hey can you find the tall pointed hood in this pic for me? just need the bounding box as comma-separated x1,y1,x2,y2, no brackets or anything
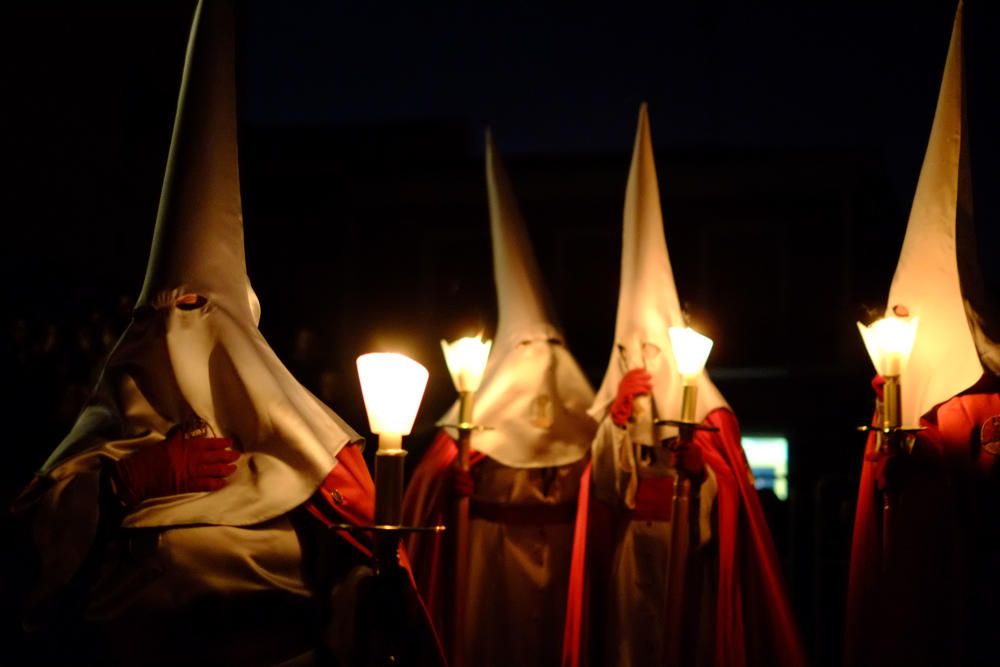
137,0,257,322
884,1,985,426
487,129,559,347
591,104,727,427
439,130,595,468
38,0,360,529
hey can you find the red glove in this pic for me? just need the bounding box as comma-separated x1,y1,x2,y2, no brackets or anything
451,465,474,498
871,374,885,401
611,369,653,427
112,429,240,507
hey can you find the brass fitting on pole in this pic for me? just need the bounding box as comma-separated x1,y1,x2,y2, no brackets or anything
882,375,901,430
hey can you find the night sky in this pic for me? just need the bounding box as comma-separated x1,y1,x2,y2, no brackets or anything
239,2,958,189
0,0,976,364
3,1,964,206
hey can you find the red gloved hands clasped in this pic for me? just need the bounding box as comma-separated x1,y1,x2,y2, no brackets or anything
611,369,653,427
112,429,240,507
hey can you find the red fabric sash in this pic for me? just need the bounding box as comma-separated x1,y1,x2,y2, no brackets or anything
628,475,674,522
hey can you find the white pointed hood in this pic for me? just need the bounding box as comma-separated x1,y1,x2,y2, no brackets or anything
591,104,727,429
439,130,596,468
39,0,360,528
884,2,985,426
137,0,257,323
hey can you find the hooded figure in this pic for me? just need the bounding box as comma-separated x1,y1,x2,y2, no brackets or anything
845,4,1000,665
561,105,806,667
10,3,437,665
401,130,596,667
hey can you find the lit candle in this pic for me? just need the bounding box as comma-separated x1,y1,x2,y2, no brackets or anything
668,326,714,422
856,316,919,379
857,315,919,429
356,352,429,525
441,334,493,426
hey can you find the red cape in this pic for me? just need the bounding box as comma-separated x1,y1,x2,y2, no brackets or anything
401,430,486,634
562,408,807,667
845,382,1000,666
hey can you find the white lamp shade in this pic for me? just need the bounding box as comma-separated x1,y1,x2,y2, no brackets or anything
356,353,429,436
441,335,493,393
668,326,714,381
857,316,920,376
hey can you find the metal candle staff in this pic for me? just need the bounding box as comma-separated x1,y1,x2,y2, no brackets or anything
439,334,492,667
349,353,443,665
856,315,921,565
657,326,718,666
356,353,429,529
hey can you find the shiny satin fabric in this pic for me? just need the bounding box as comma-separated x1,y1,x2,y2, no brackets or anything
846,384,1000,666
20,290,360,618
440,338,597,469
15,2,368,662
81,516,316,667
462,456,586,667
590,104,727,430
590,418,719,667
41,288,358,530
438,133,596,469
36,0,359,533
565,408,806,667
884,3,985,426
402,431,586,667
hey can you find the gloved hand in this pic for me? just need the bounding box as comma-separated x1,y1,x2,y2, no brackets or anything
450,465,474,498
666,436,706,480
611,369,653,427
112,429,240,507
871,374,885,402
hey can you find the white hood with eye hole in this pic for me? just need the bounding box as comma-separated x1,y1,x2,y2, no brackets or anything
38,0,360,528
590,105,727,432
882,3,986,426
437,130,596,468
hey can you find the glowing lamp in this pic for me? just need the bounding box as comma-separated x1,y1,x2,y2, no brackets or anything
857,316,919,377
357,352,428,451
356,352,428,526
857,315,919,429
669,326,714,383
668,326,714,422
441,335,492,393
441,335,492,428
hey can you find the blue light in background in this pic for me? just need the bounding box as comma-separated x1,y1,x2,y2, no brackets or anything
742,436,789,500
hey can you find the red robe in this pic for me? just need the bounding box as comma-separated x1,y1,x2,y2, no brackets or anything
845,377,1000,667
562,408,807,667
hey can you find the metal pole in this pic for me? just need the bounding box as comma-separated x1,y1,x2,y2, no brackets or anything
451,391,474,667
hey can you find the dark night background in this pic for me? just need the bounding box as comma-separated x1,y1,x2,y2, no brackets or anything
1,1,997,665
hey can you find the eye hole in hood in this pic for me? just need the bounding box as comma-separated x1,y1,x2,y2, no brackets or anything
176,293,208,310
641,342,661,360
